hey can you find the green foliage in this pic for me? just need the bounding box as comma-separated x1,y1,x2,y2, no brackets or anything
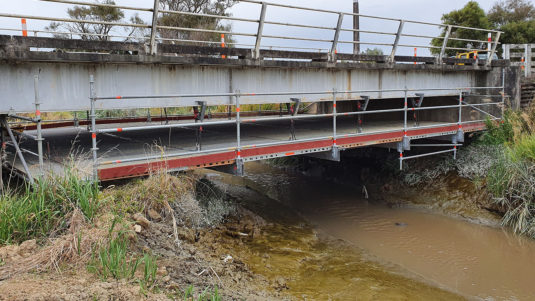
158,0,238,45
488,0,535,27
509,134,535,162
480,114,515,145
499,19,535,45
183,285,221,301
487,0,535,48
433,0,535,54
87,218,141,280
0,172,99,245
139,253,159,294
431,1,491,56
362,48,384,56
475,105,535,238
46,0,147,42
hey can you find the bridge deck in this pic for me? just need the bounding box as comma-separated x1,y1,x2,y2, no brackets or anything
6,116,485,181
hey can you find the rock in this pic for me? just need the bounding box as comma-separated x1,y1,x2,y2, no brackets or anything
274,276,288,289
177,228,196,243
142,246,151,253
134,224,142,233
163,276,171,283
223,255,233,263
132,213,150,228
167,282,180,290
157,266,168,277
147,209,162,221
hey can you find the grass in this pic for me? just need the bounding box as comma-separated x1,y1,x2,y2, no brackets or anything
87,218,141,280
477,103,535,237
0,170,99,245
87,218,160,294
183,285,221,301
139,253,158,295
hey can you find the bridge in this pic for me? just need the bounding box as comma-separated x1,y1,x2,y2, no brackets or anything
0,0,521,182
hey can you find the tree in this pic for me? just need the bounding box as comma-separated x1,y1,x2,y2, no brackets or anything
46,0,148,42
431,1,491,56
488,0,535,45
362,48,384,56
157,0,238,45
488,0,535,27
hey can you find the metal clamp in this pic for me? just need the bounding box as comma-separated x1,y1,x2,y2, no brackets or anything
411,93,425,127
288,98,301,140
194,101,207,151
357,96,370,133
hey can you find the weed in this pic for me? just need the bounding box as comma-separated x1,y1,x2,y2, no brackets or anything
183,285,221,301
87,218,140,280
139,253,158,294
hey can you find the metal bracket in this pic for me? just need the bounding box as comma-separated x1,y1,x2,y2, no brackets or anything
411,93,425,127
195,101,207,151
357,96,370,133
306,146,340,162
235,157,244,176
456,128,465,143
288,98,301,140
74,112,80,127
402,136,411,151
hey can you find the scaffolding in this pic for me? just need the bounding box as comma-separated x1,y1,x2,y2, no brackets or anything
81,75,505,181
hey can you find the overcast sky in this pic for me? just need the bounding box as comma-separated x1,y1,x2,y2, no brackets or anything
0,0,499,55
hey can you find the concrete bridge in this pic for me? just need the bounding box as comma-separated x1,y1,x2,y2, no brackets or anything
0,0,521,182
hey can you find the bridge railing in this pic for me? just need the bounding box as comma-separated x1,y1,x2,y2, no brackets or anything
0,0,502,65
504,44,535,77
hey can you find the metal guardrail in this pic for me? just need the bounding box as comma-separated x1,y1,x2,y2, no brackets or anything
0,0,502,64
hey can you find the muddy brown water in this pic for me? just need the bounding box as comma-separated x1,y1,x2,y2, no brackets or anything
238,162,535,300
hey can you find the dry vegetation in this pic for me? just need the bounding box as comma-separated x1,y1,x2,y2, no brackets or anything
0,170,245,300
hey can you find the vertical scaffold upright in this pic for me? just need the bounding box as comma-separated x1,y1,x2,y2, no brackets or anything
89,75,98,182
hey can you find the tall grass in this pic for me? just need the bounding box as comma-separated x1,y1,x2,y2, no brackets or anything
87,218,140,280
0,170,99,245
183,285,221,301
479,104,535,237
139,253,158,294
87,218,160,294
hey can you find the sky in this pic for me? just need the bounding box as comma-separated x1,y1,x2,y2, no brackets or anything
0,0,498,56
